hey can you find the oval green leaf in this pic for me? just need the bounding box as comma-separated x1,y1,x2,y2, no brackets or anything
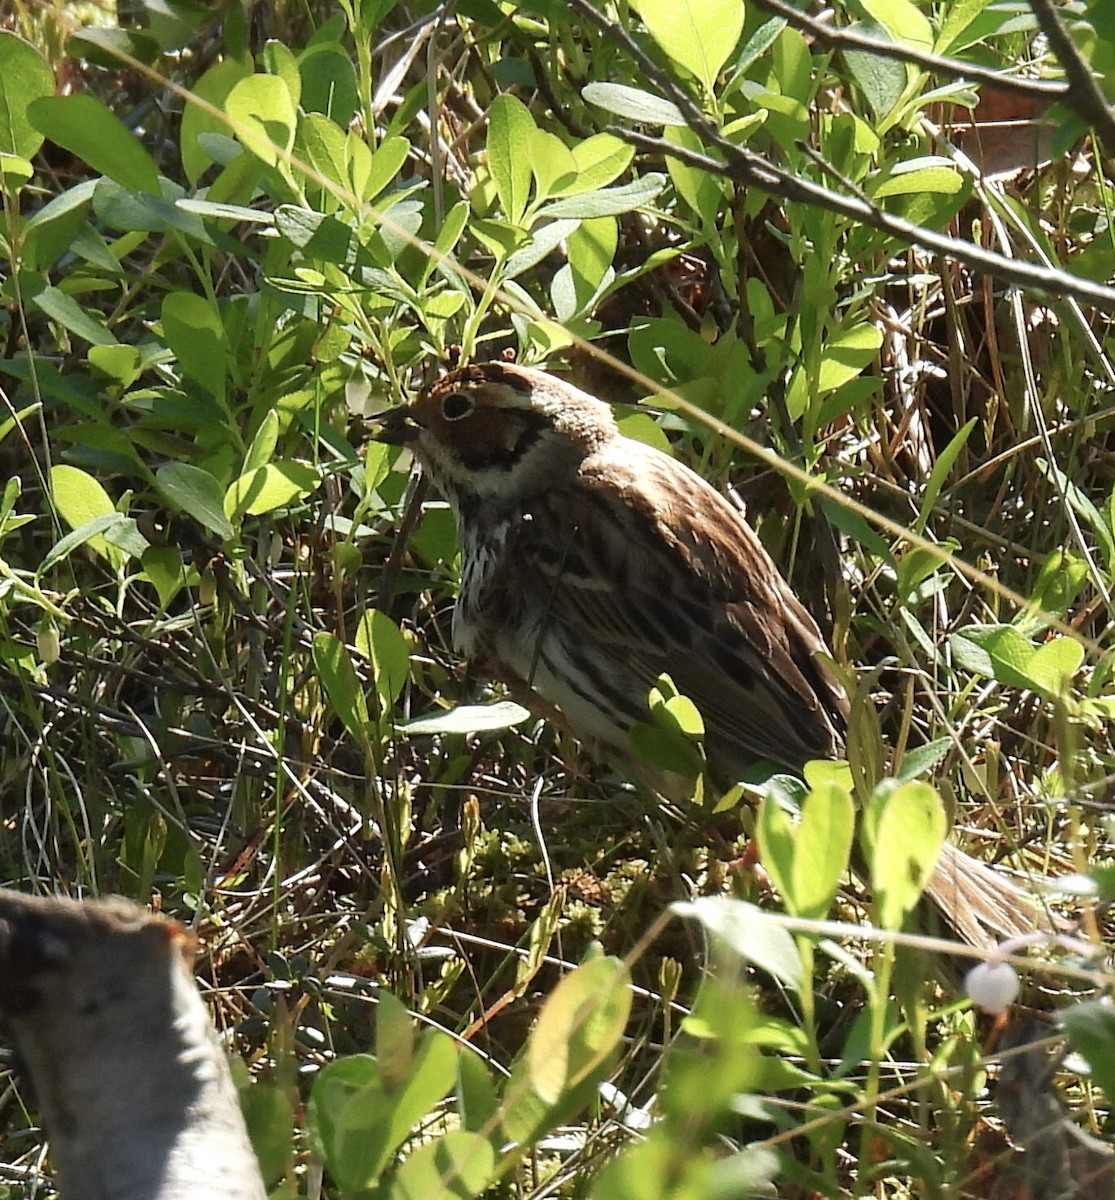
29,94,160,193
0,32,53,163
581,81,686,126
487,93,535,225
312,631,370,741
391,1130,496,1200
155,462,235,540
632,0,744,93
398,700,532,735
528,956,631,1105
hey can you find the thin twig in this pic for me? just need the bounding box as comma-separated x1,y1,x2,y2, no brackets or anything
620,129,1115,308
564,0,1115,310
752,0,1068,101
1026,0,1115,154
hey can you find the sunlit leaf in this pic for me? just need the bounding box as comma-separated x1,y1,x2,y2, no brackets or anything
581,82,686,126
487,93,535,224
632,0,744,93
528,956,631,1104
672,898,804,993
0,31,53,168
398,701,532,735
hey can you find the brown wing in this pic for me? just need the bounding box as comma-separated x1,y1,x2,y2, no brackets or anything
500,440,848,776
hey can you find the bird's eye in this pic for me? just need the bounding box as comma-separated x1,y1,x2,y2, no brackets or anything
441,391,475,422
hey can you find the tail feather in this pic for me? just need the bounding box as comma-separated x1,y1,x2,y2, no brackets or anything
925,841,1062,949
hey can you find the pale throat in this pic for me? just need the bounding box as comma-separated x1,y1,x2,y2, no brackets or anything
418,429,579,518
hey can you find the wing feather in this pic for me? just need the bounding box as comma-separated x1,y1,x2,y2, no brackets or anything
486,440,848,776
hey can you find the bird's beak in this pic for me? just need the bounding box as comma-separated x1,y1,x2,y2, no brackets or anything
371,406,421,445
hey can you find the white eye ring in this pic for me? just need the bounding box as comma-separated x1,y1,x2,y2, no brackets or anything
441,391,475,421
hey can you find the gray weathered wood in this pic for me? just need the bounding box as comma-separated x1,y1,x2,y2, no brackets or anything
0,892,266,1200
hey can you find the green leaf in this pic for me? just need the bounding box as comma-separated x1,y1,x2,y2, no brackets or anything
225,74,297,167
529,129,578,202
32,285,118,347
88,344,142,387
0,151,33,187
894,537,958,605
868,781,946,928
843,26,908,120
240,1082,295,1188
581,82,686,126
665,124,723,226
792,787,854,916
535,174,666,220
456,1052,499,1134
1025,637,1084,698
155,462,235,540
391,1130,496,1200
860,0,934,50
225,460,320,518
1026,549,1088,626
274,205,356,263
0,31,53,165
568,216,617,293
41,511,135,572
528,956,631,1105
93,178,211,239
672,897,804,994
49,465,118,563
617,411,672,455
313,631,370,741
398,700,532,735
300,43,358,125
504,218,580,280
895,737,951,782
632,0,744,93
914,417,975,536
29,94,161,192
263,39,302,111
365,134,410,202
162,291,229,404
299,110,348,197
375,1031,459,1178
140,545,187,608
1063,1000,1115,1103
354,608,411,712
469,217,528,258
818,494,890,558
376,991,415,1091
244,409,279,473
949,623,1037,692
815,321,883,393
874,162,964,200
421,199,470,286
306,1056,385,1190
487,93,535,224
565,133,635,193
758,782,854,920
181,54,252,184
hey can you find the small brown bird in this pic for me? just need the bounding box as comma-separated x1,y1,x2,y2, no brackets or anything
378,360,1040,945
378,360,846,777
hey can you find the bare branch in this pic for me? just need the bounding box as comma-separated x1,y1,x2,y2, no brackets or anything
1026,0,1115,154
568,0,1115,311
751,0,1068,102
617,129,1115,309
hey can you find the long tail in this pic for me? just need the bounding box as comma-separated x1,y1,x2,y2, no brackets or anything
925,841,1062,949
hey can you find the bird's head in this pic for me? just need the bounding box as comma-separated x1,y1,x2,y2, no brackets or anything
376,361,617,502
